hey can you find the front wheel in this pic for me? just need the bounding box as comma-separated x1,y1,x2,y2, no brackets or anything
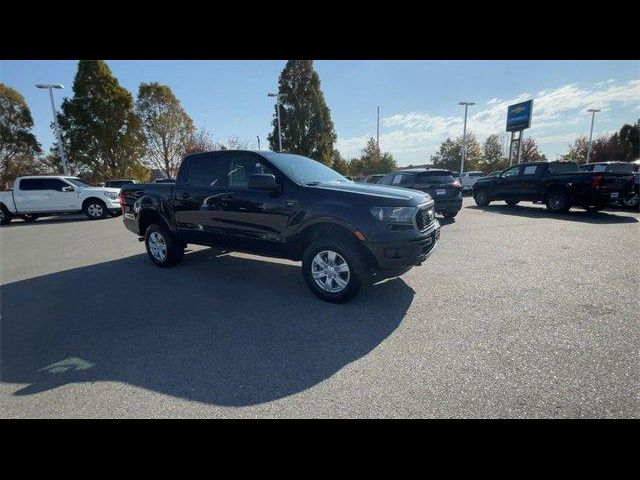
302,239,364,303
442,211,459,218
145,223,184,268
474,189,490,207
83,199,108,220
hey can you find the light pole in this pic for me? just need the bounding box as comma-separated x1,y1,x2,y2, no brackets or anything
586,108,601,164
268,92,282,152
36,83,69,175
458,101,475,175
257,136,261,150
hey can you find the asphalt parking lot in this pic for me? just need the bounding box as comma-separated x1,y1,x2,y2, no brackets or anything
1,197,638,418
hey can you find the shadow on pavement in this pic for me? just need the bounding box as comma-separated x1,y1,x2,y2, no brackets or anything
2,214,100,227
1,249,414,406
467,204,638,224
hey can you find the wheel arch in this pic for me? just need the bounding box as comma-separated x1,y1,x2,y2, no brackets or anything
138,208,172,237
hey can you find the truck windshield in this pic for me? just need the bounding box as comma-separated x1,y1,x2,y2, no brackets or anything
65,178,95,187
262,152,349,185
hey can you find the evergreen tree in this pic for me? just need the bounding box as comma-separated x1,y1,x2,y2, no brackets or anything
58,60,144,182
267,60,336,164
330,148,350,175
482,133,508,172
431,132,482,172
0,83,43,188
356,137,397,175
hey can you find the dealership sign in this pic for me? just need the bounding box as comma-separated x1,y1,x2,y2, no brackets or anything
506,100,533,132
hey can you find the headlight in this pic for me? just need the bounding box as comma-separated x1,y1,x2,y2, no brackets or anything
370,206,416,224
104,191,119,200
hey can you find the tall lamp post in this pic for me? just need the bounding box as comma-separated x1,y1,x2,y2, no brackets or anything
586,108,601,164
268,92,282,152
36,84,69,175
458,101,475,175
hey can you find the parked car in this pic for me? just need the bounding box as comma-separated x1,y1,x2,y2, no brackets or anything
120,150,441,303
472,161,635,213
0,176,121,224
363,174,385,184
377,169,463,218
154,178,175,183
104,179,139,188
459,171,485,193
484,170,501,178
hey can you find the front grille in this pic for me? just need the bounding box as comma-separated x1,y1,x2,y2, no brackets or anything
415,205,434,230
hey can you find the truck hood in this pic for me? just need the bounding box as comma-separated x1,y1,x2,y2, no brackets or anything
310,181,432,205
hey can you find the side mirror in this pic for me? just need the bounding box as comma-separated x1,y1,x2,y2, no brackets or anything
62,186,75,192
248,174,277,191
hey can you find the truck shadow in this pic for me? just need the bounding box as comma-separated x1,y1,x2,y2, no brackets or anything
1,250,414,407
467,204,638,224
3,214,94,227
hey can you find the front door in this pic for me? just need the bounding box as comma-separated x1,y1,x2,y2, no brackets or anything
492,166,522,200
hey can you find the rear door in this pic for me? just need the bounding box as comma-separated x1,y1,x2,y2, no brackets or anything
173,152,229,245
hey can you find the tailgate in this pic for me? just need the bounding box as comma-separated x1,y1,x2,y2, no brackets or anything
418,184,460,198
600,173,634,193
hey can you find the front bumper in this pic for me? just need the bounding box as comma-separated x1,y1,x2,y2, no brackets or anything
363,220,441,271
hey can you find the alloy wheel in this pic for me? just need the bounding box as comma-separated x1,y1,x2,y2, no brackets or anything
311,250,351,293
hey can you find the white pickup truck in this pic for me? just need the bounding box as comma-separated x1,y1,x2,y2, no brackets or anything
459,171,485,193
0,176,121,225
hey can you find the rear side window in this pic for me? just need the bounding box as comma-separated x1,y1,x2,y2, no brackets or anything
523,165,540,175
186,154,228,187
378,174,394,185
501,166,521,177
20,179,43,190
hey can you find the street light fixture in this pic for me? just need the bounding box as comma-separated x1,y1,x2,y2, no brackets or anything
458,101,475,175
36,83,69,175
586,108,601,164
268,92,282,152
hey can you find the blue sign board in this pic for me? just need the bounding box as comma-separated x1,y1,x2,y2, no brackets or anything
506,100,533,132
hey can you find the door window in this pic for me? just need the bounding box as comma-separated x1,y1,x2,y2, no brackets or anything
523,165,540,175
187,154,228,187
501,166,521,178
20,179,44,190
228,154,274,188
378,174,395,185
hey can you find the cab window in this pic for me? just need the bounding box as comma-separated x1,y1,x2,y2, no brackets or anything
186,154,228,187
228,153,274,189
501,166,521,177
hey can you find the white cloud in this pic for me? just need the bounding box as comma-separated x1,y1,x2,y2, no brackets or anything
337,79,640,164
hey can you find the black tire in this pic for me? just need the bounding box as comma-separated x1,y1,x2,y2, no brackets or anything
144,223,184,268
442,211,458,218
301,238,365,304
0,205,12,225
545,190,571,213
83,199,108,220
474,189,490,207
19,214,39,222
505,199,520,206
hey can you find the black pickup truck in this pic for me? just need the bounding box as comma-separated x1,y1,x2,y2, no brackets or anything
472,161,635,213
120,150,441,303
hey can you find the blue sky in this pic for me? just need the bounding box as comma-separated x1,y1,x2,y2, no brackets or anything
1,60,638,165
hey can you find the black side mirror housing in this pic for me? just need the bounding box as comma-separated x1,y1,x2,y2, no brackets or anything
248,174,277,191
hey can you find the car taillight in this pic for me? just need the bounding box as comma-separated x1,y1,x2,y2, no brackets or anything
452,180,462,188
118,191,125,212
592,174,604,189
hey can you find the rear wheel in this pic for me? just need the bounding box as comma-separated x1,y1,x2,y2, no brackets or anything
19,214,39,222
474,189,490,207
505,199,520,206
623,194,639,209
302,238,364,303
0,205,12,225
442,210,458,218
83,199,108,220
546,190,571,213
145,223,184,268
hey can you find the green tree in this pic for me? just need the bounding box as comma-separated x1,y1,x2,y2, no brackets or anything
618,119,639,161
58,60,144,182
355,138,397,175
0,83,43,189
520,137,547,163
330,148,350,175
481,133,508,172
184,127,216,155
431,132,483,173
562,135,589,163
267,60,336,164
136,82,195,178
